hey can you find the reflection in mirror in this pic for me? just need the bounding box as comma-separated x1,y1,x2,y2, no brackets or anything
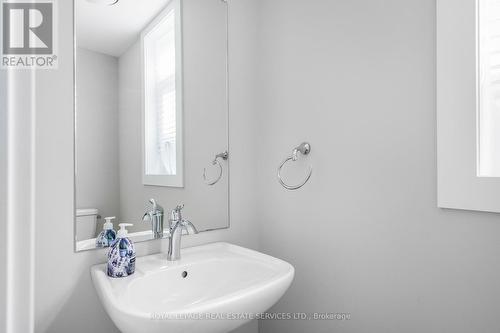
74,0,229,251
142,2,183,187
478,0,500,176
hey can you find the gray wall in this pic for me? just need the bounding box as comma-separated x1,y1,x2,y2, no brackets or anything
32,0,258,332
255,1,500,332
75,47,120,233
22,0,500,333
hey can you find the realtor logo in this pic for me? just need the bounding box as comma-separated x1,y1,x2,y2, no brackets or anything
1,0,57,69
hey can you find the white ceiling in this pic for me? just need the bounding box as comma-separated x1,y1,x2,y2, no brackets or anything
76,0,170,57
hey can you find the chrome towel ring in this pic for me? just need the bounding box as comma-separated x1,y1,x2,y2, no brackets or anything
203,151,229,186
277,142,312,190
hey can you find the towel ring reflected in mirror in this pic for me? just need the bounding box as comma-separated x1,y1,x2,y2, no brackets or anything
203,151,229,186
277,142,312,190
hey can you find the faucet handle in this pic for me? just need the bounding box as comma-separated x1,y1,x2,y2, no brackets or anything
169,204,185,225
147,198,164,214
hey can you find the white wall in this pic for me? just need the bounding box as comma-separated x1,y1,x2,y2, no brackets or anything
0,66,7,333
4,69,37,333
75,47,120,234
255,1,500,332
29,0,259,332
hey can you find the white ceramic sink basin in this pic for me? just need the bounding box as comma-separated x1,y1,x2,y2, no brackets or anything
91,242,294,333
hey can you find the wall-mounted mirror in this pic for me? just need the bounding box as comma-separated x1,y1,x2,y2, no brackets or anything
74,0,229,251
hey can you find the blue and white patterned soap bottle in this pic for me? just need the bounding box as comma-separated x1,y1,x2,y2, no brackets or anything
95,216,117,248
107,223,136,278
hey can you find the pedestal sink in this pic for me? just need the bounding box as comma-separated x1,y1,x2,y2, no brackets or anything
91,242,294,333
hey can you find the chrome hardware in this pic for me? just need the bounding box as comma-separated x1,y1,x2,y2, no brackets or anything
203,151,229,186
167,204,198,261
142,199,164,239
277,142,312,190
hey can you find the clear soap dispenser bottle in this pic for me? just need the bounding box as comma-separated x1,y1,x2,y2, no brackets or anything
95,216,117,248
107,223,136,278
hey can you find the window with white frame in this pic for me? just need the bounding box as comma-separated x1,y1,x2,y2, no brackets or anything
142,0,183,187
478,0,500,176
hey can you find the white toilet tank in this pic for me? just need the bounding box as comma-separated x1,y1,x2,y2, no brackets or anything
76,208,99,241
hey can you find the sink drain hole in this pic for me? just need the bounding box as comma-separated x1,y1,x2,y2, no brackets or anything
181,271,188,278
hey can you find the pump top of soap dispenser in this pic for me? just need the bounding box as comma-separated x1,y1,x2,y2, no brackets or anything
96,217,117,248
103,216,115,230
117,223,133,238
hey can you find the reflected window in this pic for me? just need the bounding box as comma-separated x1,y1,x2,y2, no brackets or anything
141,1,183,187
478,0,500,176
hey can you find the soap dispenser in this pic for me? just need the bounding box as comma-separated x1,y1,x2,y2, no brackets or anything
107,223,136,278
95,216,117,248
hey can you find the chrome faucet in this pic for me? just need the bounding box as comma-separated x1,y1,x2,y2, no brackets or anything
167,204,198,261
142,199,164,239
